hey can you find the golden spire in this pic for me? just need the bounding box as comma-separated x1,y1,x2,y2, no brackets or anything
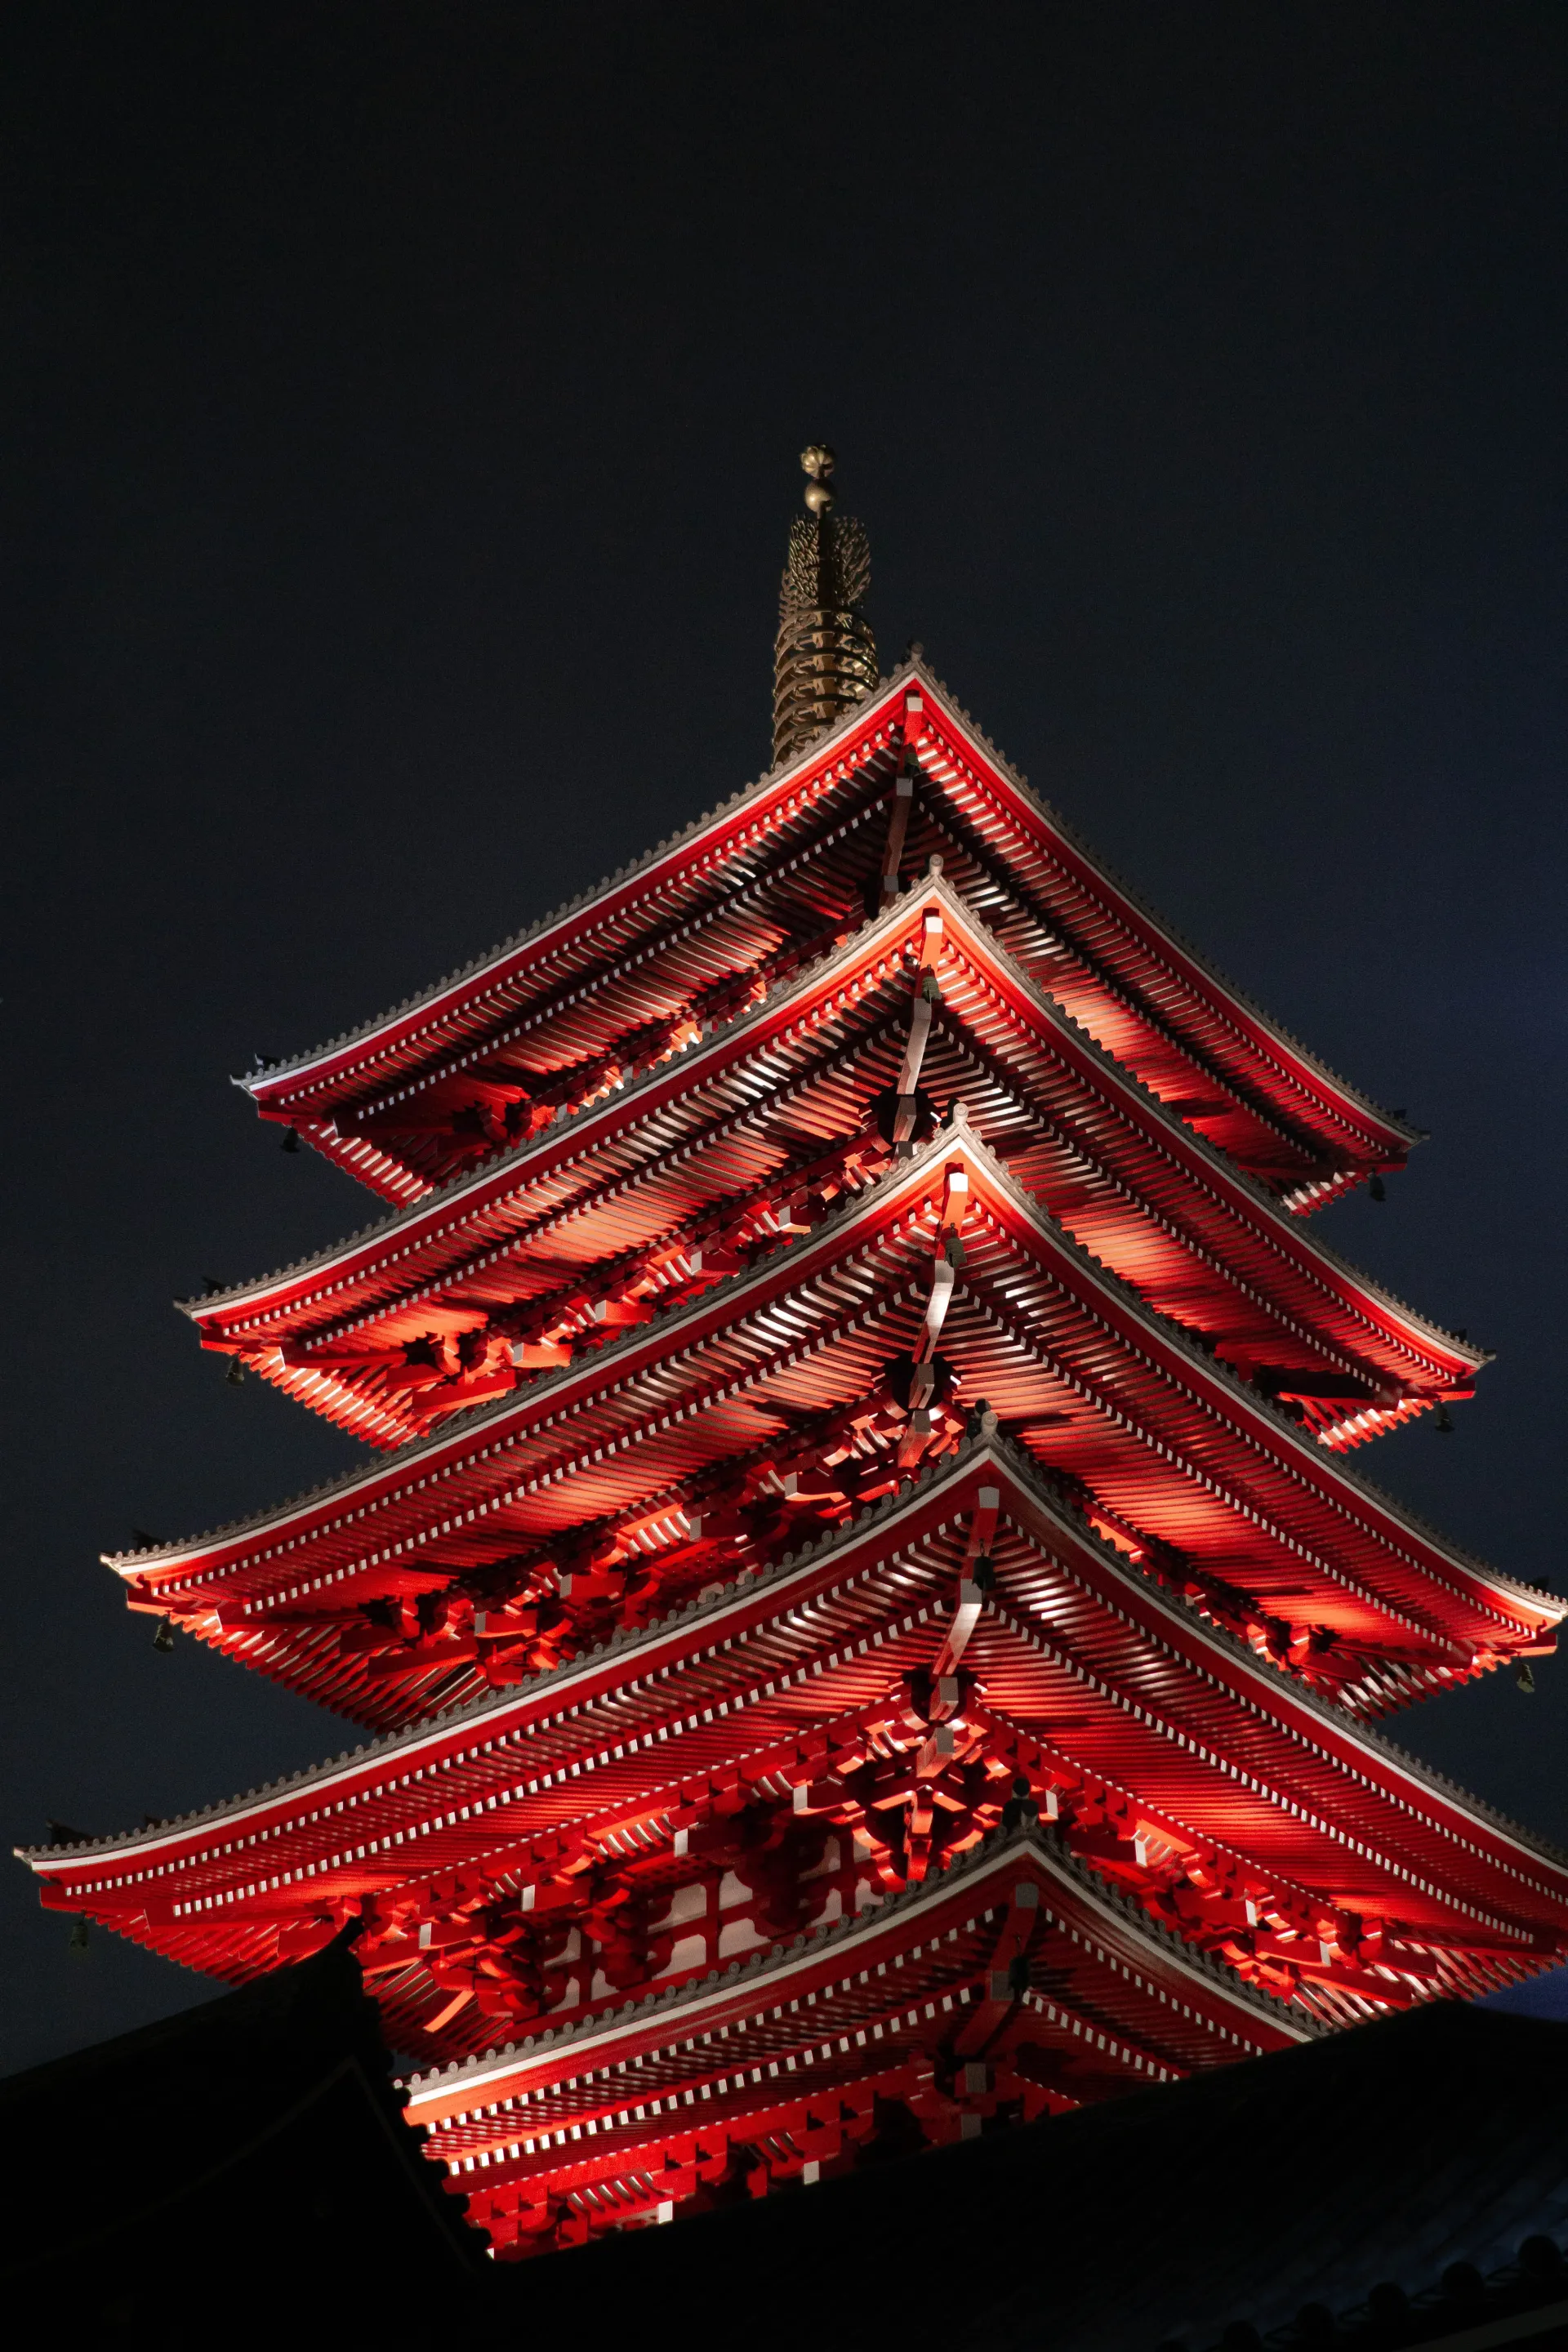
772,443,878,764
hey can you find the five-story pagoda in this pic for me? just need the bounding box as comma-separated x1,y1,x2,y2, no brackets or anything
24,448,1568,2259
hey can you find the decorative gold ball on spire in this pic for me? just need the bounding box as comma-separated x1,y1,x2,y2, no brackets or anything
800,443,837,514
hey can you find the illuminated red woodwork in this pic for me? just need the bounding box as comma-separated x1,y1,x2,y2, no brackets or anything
24,656,1566,2260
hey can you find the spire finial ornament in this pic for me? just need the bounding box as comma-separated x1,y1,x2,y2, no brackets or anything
773,443,878,764
800,443,836,514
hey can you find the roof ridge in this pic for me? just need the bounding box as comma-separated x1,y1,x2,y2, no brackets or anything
118,1121,1548,1625
185,867,1478,1370
182,867,935,1317
42,1436,1003,1857
933,882,1475,1360
976,1420,1568,1872
946,1122,1549,1615
118,1101,964,1566
242,659,924,1093
50,1428,1568,1882
908,652,1423,1145
242,651,1417,1158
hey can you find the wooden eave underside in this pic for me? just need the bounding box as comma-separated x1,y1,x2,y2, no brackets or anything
38,1444,1568,2055
418,1830,1310,2256
242,662,1414,1205
120,1130,1556,1729
190,880,1481,1455
405,1828,1305,2186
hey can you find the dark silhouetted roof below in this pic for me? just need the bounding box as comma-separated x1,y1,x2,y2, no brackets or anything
512,2002,1568,2352
0,1935,482,2335
7,1967,1567,2349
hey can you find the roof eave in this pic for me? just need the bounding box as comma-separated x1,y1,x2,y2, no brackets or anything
240,662,924,1105
51,1433,1568,1882
181,873,1481,1373
100,1122,1557,1625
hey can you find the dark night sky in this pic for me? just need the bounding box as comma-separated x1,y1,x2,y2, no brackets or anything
2,3,1565,2077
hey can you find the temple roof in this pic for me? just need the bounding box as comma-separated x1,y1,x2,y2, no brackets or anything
109,1125,1555,1730
30,1438,1568,2054
241,659,1418,1205
186,876,1482,1454
48,1434,1568,1868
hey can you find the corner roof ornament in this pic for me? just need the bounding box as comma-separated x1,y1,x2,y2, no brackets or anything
772,442,878,765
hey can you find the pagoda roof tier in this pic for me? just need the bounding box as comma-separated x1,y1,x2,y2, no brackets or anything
189,877,1482,1454
240,661,1415,1207
115,1128,1555,1725
401,1824,1310,2257
35,1444,1568,2063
